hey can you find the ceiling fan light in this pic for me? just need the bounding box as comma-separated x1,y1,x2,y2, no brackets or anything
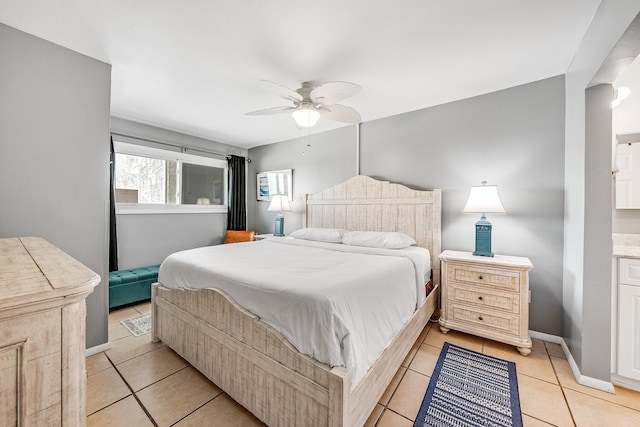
292,107,321,127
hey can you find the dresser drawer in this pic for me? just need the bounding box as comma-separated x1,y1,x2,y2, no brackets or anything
448,264,520,292
450,303,520,336
448,283,520,314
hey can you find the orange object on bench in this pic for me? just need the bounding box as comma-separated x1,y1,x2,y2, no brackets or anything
224,230,256,243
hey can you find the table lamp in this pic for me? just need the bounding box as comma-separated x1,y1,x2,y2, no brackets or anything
463,181,505,257
267,194,291,236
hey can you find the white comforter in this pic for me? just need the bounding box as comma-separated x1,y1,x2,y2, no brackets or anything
158,237,431,384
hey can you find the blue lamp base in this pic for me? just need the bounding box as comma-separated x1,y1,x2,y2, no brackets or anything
473,215,494,257
274,214,285,236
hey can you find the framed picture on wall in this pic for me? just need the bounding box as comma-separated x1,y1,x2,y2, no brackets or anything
256,169,292,201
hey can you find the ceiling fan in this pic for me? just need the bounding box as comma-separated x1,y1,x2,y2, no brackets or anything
246,80,361,127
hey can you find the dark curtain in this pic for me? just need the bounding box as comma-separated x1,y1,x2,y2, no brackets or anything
227,155,246,230
109,137,119,271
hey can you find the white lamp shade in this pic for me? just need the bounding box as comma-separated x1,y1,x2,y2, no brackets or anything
463,184,505,213
267,194,291,212
292,107,321,127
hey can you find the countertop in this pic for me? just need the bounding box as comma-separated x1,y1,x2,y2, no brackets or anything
613,233,640,258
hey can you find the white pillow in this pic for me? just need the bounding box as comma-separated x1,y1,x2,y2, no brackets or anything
289,228,347,243
342,231,416,249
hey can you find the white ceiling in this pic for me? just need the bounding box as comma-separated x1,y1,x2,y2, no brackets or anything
1,1,602,149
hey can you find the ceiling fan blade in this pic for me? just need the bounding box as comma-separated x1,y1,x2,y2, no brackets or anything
259,80,303,103
319,104,361,124
246,106,296,116
310,81,361,105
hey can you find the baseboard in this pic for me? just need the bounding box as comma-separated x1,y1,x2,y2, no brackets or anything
529,330,616,394
86,342,111,357
529,330,563,344
611,374,640,392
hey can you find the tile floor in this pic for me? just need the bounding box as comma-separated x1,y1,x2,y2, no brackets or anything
87,302,640,426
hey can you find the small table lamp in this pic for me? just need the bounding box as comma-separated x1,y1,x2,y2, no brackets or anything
463,181,505,257
267,194,291,236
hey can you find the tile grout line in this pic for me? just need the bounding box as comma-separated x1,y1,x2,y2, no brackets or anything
523,414,557,427
103,306,189,425
104,306,182,426
518,370,562,386
104,349,160,427
375,368,409,426
168,393,225,426
106,341,167,366
373,323,431,426
86,395,131,418
549,356,640,414
386,407,416,424
547,348,578,427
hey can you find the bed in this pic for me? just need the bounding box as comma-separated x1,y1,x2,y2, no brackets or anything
151,175,441,426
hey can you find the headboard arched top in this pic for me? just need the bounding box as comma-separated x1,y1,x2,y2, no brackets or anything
304,175,442,285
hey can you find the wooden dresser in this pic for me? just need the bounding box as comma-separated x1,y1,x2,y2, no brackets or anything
0,237,100,426
439,250,533,355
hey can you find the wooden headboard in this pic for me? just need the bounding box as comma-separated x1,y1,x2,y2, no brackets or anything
304,175,442,285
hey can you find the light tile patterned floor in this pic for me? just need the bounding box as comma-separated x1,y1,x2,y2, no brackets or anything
87,302,640,426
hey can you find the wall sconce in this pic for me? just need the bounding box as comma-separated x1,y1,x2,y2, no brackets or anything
463,181,505,257
612,86,631,108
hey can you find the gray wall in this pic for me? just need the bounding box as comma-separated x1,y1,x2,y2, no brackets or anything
613,209,640,234
249,76,566,336
111,117,248,269
362,76,566,336
248,126,358,234
0,24,111,348
116,213,227,269
563,2,640,381
583,84,613,380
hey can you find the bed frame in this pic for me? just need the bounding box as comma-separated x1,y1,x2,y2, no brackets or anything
152,175,441,426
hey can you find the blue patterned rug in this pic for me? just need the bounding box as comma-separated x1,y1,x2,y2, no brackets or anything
414,343,523,427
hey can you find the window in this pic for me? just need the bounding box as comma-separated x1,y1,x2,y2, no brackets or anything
181,162,225,205
113,140,227,214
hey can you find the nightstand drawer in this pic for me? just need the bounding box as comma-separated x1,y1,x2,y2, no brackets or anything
449,264,520,292
448,283,520,314
450,303,520,336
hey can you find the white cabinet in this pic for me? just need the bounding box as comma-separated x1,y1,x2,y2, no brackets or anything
618,257,640,382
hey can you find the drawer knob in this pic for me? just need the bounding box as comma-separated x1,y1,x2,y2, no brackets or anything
478,296,483,301
478,275,483,280
478,316,483,321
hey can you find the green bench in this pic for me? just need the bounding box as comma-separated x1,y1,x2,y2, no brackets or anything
108,265,160,309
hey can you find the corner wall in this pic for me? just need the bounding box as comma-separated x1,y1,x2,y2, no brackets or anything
0,23,111,348
584,84,613,380
563,1,640,381
247,126,358,234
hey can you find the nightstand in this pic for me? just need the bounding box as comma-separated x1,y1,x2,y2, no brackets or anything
439,250,533,355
